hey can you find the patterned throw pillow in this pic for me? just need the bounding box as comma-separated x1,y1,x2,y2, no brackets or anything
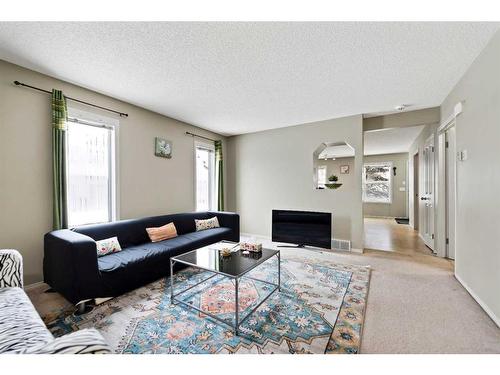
146,222,178,243
95,237,122,257
195,216,220,231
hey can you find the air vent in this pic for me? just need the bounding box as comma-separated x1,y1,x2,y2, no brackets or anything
331,239,351,251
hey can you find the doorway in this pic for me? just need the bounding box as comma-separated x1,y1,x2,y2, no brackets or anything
362,125,432,256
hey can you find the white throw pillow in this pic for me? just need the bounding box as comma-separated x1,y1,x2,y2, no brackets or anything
95,237,122,257
195,217,220,232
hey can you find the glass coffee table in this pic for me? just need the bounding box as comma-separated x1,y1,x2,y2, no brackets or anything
170,243,280,335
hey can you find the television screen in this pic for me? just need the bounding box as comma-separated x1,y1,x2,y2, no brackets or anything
272,209,332,249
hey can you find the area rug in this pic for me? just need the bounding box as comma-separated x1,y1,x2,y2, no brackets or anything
45,252,370,354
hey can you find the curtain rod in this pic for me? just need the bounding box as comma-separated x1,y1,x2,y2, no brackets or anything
13,81,128,118
185,131,216,142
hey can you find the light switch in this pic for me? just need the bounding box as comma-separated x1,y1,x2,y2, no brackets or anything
458,150,468,161
461,150,468,161
399,187,406,192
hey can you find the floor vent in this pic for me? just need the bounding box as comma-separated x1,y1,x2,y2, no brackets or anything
331,239,351,251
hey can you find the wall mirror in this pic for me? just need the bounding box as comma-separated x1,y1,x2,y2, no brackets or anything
313,141,355,190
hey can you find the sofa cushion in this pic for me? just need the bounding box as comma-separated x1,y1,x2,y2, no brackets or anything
98,227,231,273
96,236,122,257
158,227,232,256
146,222,177,243
195,216,220,231
98,242,171,273
0,287,54,354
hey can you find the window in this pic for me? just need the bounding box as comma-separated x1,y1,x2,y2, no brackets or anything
66,110,117,226
363,162,392,203
195,142,216,211
317,165,327,188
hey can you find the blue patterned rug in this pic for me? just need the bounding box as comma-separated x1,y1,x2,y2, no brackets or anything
46,252,370,354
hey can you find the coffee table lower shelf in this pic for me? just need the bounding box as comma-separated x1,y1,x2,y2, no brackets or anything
170,251,280,336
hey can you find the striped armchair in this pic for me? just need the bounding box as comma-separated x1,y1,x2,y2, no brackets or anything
0,249,110,354
0,249,23,288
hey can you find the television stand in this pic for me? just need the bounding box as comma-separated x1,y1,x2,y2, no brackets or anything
277,244,306,248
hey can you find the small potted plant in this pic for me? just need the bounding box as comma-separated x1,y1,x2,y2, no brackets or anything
325,174,342,189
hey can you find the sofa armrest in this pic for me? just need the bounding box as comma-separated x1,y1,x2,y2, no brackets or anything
209,211,240,242
0,249,23,288
44,230,100,303
23,329,111,354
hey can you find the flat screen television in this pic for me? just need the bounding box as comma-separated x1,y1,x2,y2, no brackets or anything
272,209,332,249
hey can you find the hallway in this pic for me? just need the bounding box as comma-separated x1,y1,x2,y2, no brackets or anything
364,217,433,255
359,216,500,353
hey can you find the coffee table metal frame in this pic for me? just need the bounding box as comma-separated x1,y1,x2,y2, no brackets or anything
170,248,280,336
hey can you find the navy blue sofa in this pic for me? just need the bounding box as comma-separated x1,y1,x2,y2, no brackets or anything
43,211,239,305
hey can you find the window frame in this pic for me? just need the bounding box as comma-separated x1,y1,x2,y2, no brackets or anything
362,161,393,204
317,165,327,189
194,140,216,212
66,107,119,227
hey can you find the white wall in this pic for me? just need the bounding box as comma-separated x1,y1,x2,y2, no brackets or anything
0,60,226,284
226,115,364,250
440,30,500,325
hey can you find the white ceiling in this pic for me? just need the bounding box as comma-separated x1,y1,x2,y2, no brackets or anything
0,22,498,136
364,125,425,156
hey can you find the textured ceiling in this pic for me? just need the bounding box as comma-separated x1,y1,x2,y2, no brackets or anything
0,22,498,135
364,126,425,156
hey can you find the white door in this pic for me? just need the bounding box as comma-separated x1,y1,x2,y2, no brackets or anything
421,135,435,250
445,127,456,259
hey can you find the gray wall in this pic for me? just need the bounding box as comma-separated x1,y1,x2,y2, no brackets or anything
363,153,408,218
363,107,440,131
315,157,355,191
440,30,500,324
0,60,226,284
226,115,364,250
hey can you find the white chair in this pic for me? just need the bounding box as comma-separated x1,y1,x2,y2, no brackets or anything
0,249,110,354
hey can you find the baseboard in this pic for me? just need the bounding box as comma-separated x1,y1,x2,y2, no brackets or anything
455,273,500,328
241,232,270,240
241,232,359,253
24,281,45,291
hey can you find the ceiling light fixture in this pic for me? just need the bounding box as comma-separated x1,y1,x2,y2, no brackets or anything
395,104,407,111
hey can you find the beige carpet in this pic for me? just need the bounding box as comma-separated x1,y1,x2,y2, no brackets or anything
316,249,500,353
27,221,500,353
